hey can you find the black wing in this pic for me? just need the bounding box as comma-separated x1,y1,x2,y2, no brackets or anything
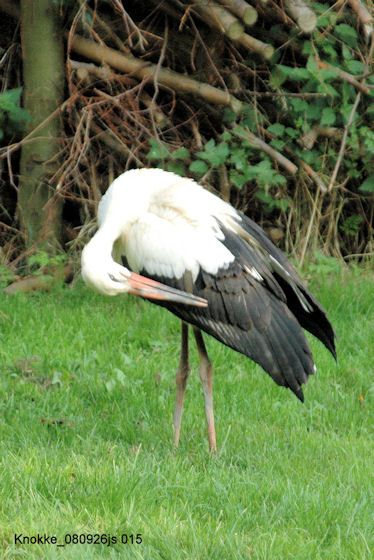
122,215,336,402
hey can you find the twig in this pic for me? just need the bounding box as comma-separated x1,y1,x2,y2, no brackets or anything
231,126,298,174
317,60,370,95
299,187,321,267
300,161,327,193
327,92,362,192
230,90,329,98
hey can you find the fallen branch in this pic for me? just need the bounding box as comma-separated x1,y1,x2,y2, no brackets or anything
318,60,370,95
191,0,245,39
71,34,243,112
4,264,73,294
299,161,327,193
231,126,298,174
216,0,258,26
0,0,243,112
260,125,328,192
347,0,373,41
238,33,274,59
299,126,343,149
284,0,317,33
188,0,273,58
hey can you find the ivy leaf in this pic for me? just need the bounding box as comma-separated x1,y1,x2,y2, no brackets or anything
146,139,170,161
285,127,298,138
267,123,285,136
170,147,190,160
276,65,309,81
321,107,336,126
189,160,208,175
0,87,30,129
269,67,287,89
344,60,364,75
306,103,323,120
0,87,22,111
229,170,247,189
342,44,353,60
358,175,374,193
197,140,229,166
317,83,339,97
166,162,185,176
335,24,358,48
291,98,309,113
270,139,285,151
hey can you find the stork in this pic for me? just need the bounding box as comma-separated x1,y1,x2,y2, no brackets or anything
81,168,336,452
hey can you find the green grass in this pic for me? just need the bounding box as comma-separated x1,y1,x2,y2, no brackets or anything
0,271,373,559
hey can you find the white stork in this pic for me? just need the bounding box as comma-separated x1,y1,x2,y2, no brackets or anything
82,168,336,452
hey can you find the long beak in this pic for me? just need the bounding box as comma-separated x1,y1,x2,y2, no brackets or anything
127,272,207,307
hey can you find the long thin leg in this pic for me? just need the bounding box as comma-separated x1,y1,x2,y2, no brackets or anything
193,328,217,453
173,322,190,447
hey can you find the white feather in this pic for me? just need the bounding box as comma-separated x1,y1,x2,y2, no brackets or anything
98,169,237,280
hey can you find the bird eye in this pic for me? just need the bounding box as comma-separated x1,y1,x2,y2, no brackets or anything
108,273,121,283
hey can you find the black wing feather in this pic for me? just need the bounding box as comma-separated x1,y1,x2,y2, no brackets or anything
122,214,336,401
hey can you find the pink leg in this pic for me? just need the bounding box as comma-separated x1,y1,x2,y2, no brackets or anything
193,328,217,453
173,322,190,447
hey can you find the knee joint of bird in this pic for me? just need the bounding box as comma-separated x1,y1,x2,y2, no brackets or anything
176,367,189,384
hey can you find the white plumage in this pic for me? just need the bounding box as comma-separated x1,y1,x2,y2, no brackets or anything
82,168,336,452
97,168,236,281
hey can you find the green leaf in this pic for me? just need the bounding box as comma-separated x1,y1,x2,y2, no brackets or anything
269,67,287,88
146,139,170,161
229,170,247,189
291,98,309,113
166,162,185,176
189,160,208,175
0,87,22,111
317,83,339,97
0,87,30,130
358,175,374,193
321,107,336,126
170,147,190,160
270,139,285,151
302,41,313,56
285,127,298,138
230,148,250,171
197,140,229,167
342,44,353,61
267,123,285,136
306,103,324,120
276,65,309,81
344,60,364,75
335,24,358,48
306,55,318,75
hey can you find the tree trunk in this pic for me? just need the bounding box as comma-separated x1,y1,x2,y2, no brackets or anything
18,0,65,250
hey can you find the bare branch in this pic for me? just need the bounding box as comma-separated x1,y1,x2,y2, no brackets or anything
216,0,258,26
284,0,317,33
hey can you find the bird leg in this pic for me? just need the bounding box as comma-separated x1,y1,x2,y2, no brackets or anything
173,321,190,447
193,328,217,453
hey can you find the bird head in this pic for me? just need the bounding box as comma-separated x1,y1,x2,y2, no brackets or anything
81,245,207,307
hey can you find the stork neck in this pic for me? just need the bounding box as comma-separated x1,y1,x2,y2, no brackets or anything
86,224,120,261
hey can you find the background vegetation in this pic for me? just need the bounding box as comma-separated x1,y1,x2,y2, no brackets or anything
0,0,373,283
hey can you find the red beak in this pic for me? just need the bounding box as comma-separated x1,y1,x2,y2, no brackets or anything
128,272,207,307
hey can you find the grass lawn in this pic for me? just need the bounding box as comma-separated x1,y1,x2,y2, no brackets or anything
0,270,373,559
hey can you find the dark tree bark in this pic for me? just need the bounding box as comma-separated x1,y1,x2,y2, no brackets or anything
18,0,65,250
